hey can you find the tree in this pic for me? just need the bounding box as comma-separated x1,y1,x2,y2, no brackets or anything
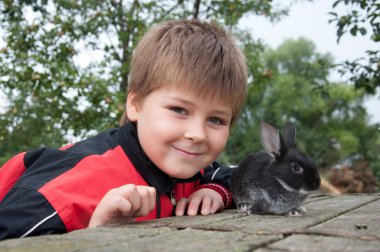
222,38,380,174
0,0,291,164
329,0,380,94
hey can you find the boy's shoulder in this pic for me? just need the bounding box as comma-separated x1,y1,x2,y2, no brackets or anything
23,127,121,170
14,127,127,190
65,127,120,155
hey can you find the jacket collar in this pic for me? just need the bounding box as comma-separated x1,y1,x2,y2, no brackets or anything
117,122,202,195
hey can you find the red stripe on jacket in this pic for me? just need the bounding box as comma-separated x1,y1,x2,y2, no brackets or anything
0,152,26,202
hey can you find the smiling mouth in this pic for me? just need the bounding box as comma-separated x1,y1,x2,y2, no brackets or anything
172,146,203,158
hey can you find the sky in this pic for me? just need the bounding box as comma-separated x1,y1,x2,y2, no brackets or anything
239,0,380,123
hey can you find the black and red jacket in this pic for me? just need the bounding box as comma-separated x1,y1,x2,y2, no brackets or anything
0,123,232,240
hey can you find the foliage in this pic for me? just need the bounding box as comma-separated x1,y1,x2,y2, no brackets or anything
329,0,380,94
222,38,380,174
0,0,289,164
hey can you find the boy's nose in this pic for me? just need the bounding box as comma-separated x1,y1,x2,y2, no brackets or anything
184,122,207,143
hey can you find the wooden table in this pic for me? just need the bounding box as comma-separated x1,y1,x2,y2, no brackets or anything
0,194,379,251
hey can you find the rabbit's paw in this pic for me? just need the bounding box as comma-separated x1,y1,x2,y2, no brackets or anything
237,203,253,214
286,207,306,217
299,206,306,213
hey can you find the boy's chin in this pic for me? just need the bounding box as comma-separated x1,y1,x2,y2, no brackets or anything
166,170,201,180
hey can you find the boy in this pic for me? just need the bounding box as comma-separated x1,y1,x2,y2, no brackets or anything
0,19,247,239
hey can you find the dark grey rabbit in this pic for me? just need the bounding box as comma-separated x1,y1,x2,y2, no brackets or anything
230,122,321,216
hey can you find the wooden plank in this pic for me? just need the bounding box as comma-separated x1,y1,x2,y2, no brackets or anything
0,226,279,252
83,229,282,252
122,194,379,233
121,210,247,230
255,234,380,252
0,211,247,251
305,193,334,203
0,194,378,252
308,197,380,240
0,226,175,252
187,194,380,234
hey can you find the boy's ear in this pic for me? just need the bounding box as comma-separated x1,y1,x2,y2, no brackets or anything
126,93,139,122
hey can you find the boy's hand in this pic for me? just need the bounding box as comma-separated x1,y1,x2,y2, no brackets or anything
88,184,156,228
175,188,224,216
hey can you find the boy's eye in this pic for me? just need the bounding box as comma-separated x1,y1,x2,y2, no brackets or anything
208,117,226,126
169,107,186,115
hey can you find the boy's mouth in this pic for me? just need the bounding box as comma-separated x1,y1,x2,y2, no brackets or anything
172,146,204,158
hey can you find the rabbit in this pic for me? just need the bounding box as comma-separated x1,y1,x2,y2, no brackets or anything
230,122,321,216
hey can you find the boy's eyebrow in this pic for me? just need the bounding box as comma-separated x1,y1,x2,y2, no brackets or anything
166,96,232,117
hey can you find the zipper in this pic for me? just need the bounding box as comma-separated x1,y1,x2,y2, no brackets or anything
170,190,176,206
170,179,176,206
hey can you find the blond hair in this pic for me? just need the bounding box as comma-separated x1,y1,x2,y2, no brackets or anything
120,19,247,125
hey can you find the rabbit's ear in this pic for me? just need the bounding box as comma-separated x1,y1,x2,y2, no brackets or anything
260,122,281,159
284,122,296,148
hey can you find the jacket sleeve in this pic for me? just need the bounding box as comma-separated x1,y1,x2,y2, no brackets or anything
197,162,234,208
0,152,27,201
199,161,233,188
0,188,67,240
0,150,67,240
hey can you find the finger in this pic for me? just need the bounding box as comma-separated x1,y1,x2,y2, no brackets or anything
114,196,137,224
200,195,212,215
175,198,189,216
187,195,202,216
134,187,155,217
115,195,133,217
116,184,141,216
210,198,223,214
88,194,132,227
147,187,157,212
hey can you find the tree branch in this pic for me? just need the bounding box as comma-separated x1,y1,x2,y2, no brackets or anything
193,0,201,19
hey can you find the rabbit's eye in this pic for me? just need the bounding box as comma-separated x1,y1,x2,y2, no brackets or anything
291,163,303,174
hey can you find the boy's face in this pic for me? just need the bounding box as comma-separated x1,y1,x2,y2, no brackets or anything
127,86,232,179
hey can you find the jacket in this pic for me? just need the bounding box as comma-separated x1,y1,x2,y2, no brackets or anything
0,123,232,240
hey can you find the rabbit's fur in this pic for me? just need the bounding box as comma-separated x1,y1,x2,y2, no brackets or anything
230,122,321,216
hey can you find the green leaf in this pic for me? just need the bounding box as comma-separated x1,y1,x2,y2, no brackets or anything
350,25,358,36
